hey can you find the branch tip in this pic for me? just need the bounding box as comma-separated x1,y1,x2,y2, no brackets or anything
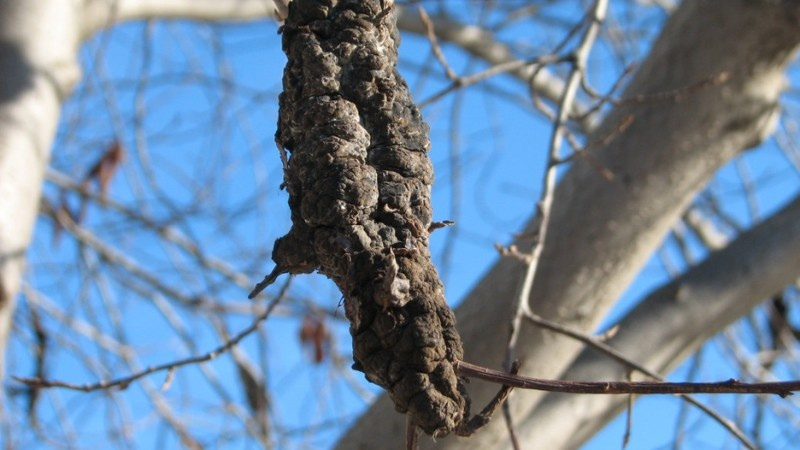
248,266,283,299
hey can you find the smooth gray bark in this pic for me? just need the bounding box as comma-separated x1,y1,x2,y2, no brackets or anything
272,0,468,437
337,1,800,448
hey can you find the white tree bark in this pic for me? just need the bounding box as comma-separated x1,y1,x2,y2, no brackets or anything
81,0,275,39
0,0,82,384
336,0,800,448
0,0,274,391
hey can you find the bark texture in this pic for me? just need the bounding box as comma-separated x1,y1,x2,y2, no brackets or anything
270,0,468,437
528,193,800,448
337,0,800,447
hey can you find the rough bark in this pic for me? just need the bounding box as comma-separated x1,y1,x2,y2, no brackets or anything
267,0,468,437
337,0,800,447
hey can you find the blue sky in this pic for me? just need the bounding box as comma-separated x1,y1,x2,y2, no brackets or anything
6,1,800,449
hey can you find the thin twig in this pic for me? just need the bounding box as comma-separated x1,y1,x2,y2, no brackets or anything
457,361,520,436
574,64,634,121
456,360,800,397
13,279,291,392
557,114,634,172
419,54,567,108
502,404,521,450
575,64,729,127
438,78,465,284
417,7,458,81
524,311,757,449
504,0,609,378
398,10,595,130
248,265,284,299
47,168,254,290
672,352,705,450
623,371,634,449
41,198,210,309
500,1,609,438
405,416,419,450
618,71,731,105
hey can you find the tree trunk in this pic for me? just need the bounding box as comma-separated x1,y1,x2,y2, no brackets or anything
336,0,800,448
0,0,273,394
0,0,82,383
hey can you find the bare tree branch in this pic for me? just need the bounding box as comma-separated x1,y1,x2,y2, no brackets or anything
457,360,800,398
395,7,595,133
504,0,608,372
522,192,800,448
81,0,276,39
12,278,290,392
338,1,800,447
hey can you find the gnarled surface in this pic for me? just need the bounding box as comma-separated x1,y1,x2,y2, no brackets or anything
270,0,468,436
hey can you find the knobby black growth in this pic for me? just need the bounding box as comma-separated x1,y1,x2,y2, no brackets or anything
267,0,470,437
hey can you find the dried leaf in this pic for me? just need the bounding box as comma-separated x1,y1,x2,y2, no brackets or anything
84,141,124,198
299,314,330,364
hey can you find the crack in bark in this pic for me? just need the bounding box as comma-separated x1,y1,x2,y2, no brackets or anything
267,0,469,437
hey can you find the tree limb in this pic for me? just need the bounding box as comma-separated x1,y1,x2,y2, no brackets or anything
516,193,800,447
337,1,800,447
81,0,276,39
395,8,594,132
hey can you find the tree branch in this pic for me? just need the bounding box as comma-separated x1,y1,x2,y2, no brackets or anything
394,8,595,133
12,278,290,392
337,1,800,447
456,361,800,398
81,0,276,40
522,192,800,448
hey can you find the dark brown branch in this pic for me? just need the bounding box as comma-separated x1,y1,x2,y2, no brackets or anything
456,360,800,398
248,265,283,299
523,310,756,449
456,361,519,436
269,0,470,438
